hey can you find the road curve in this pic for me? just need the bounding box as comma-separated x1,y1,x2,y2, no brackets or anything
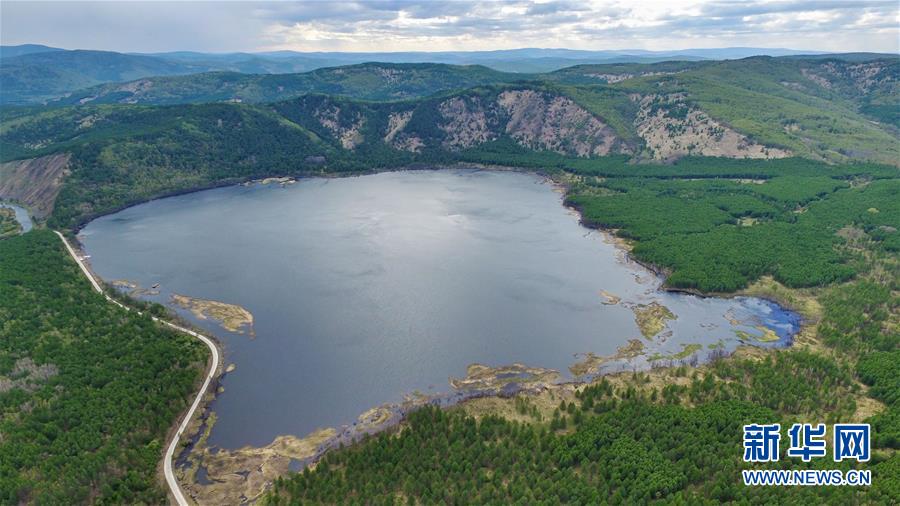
54,231,219,506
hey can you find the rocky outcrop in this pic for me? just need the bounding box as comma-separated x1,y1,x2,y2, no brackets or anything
379,88,632,156
498,89,626,157
314,104,365,150
384,111,411,143
804,61,896,93
634,94,791,160
0,152,71,218
438,96,496,150
384,110,424,152
586,70,681,84
380,86,791,160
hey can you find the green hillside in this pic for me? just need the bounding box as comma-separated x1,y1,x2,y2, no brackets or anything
0,50,210,105
2,68,898,231
54,63,532,105
23,56,896,164
552,56,900,163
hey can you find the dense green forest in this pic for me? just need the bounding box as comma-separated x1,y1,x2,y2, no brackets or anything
566,170,898,292
54,63,530,106
0,230,205,504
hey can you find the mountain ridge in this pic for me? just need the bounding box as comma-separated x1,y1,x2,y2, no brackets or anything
2,45,891,105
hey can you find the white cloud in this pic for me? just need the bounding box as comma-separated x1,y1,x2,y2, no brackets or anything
1,0,897,53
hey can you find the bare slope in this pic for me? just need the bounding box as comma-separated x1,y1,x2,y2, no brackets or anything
0,153,70,217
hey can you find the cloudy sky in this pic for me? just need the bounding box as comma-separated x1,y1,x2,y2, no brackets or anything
2,1,898,54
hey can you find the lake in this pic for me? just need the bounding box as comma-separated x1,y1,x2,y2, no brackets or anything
79,169,799,449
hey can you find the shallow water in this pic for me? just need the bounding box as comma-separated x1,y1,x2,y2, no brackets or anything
1,203,33,233
80,169,799,449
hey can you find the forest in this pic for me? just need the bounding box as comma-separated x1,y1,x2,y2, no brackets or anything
0,231,205,504
566,171,898,292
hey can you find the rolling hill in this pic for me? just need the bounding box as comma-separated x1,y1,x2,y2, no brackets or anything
52,63,532,105
1,59,897,231
0,45,869,105
0,43,63,58
0,50,211,105
23,56,896,164
46,55,899,126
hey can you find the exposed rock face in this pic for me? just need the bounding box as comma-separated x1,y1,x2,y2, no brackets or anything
805,61,896,93
0,153,71,218
314,104,365,150
384,111,411,142
634,94,791,160
374,65,403,84
76,79,154,104
498,89,625,157
384,110,424,152
801,69,833,89
393,135,425,153
586,70,681,84
380,87,790,160
438,96,496,150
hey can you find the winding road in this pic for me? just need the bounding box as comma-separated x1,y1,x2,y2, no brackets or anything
54,231,218,506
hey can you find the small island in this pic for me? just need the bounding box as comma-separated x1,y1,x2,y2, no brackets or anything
630,302,676,338
171,294,255,336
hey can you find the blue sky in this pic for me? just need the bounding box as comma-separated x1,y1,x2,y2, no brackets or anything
2,1,898,53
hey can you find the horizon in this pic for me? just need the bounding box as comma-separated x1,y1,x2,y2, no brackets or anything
2,1,898,54
2,42,853,56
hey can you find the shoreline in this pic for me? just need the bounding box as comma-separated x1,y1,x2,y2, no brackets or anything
59,159,806,309
53,231,225,506
68,164,811,502
66,161,796,311
0,200,35,233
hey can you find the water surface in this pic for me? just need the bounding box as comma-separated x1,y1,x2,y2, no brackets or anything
80,170,798,449
1,203,33,233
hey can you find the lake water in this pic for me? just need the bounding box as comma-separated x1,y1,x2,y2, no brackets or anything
79,170,799,449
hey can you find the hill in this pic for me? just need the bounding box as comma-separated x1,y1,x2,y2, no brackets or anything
0,46,875,105
39,57,899,165
1,74,897,230
0,44,63,58
53,63,532,105
548,56,900,161
0,50,211,105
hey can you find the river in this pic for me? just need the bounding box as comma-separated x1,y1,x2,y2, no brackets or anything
1,202,33,233
79,169,799,449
